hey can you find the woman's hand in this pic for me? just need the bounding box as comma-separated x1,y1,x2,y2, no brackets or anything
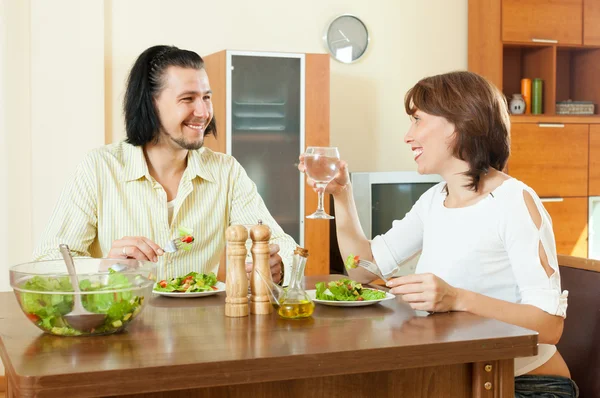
298,154,350,196
386,273,461,312
108,236,164,262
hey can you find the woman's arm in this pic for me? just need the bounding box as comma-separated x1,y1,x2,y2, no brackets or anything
457,289,564,345
331,184,379,282
388,273,564,345
333,180,429,283
298,157,378,282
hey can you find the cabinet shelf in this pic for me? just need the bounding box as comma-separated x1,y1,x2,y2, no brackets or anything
502,43,600,117
503,41,600,50
510,115,600,124
556,47,600,114
502,44,555,114
232,132,299,142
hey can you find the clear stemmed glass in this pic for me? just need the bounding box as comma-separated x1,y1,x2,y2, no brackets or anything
303,146,340,220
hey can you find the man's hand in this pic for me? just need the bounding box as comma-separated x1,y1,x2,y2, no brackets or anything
269,244,283,284
386,273,460,312
108,236,164,262
244,243,284,284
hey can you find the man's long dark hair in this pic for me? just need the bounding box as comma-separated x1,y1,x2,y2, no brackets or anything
123,45,217,146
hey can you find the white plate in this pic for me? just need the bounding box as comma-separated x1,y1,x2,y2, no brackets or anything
306,289,395,307
153,281,226,298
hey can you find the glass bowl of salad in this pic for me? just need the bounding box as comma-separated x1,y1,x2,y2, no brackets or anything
10,258,157,337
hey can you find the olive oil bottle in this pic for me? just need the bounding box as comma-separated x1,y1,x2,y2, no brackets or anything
273,299,315,319
254,247,315,319
273,247,314,319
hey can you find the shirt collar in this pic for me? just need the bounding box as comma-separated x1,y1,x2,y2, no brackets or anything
122,142,149,182
185,147,217,183
121,142,217,183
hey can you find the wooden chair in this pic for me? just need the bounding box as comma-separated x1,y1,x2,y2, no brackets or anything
556,254,600,398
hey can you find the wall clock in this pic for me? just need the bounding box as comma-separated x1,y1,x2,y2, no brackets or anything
324,15,369,64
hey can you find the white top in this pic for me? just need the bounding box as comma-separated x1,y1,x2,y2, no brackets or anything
371,178,568,376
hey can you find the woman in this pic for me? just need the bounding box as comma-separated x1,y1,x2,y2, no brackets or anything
300,71,578,397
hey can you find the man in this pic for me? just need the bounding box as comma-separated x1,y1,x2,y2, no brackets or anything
34,45,295,284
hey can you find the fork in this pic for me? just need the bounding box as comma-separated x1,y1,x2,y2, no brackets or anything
355,259,388,283
163,237,182,253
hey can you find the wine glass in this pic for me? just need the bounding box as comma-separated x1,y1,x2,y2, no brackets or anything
303,146,340,219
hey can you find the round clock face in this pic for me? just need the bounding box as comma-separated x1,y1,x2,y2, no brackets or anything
325,15,369,64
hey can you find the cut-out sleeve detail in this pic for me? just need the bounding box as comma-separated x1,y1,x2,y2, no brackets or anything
500,185,568,318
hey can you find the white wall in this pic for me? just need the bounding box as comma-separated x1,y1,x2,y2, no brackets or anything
30,0,106,246
1,0,32,293
1,0,32,379
0,2,8,293
106,0,467,172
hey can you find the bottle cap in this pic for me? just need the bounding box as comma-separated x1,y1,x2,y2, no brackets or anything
294,247,309,258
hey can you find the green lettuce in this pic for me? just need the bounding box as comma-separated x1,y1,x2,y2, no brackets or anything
344,254,359,270
19,269,144,336
360,289,387,301
177,226,194,251
154,271,218,293
315,278,386,302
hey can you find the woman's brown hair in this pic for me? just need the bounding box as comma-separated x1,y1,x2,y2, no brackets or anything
404,71,510,192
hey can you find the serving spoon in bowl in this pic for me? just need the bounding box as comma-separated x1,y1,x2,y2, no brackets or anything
59,244,106,332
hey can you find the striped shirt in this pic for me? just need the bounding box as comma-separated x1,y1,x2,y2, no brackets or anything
33,141,297,284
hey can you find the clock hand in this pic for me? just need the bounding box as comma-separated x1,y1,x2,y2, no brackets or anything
330,38,350,44
338,29,350,42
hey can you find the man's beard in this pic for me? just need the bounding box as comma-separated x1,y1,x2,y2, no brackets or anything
169,134,204,151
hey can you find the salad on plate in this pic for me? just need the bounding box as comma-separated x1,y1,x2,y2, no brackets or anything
154,272,219,293
315,278,387,302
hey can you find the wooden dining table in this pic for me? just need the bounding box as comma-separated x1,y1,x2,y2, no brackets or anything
0,275,537,398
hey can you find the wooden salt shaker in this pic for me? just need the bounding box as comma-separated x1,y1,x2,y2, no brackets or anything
250,221,273,315
225,225,249,317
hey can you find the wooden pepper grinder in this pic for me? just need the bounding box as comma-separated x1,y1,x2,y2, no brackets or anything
250,221,273,315
225,225,249,317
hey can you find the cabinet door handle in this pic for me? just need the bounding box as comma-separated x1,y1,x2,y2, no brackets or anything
532,38,558,44
538,123,565,128
540,197,564,203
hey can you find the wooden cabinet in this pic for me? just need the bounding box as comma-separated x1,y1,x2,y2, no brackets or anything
589,125,600,195
470,0,600,259
509,123,588,197
503,45,556,114
584,0,600,45
203,50,331,276
502,0,583,45
542,197,588,256
471,0,600,118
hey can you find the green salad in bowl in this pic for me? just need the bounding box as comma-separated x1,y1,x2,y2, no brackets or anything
10,258,156,336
